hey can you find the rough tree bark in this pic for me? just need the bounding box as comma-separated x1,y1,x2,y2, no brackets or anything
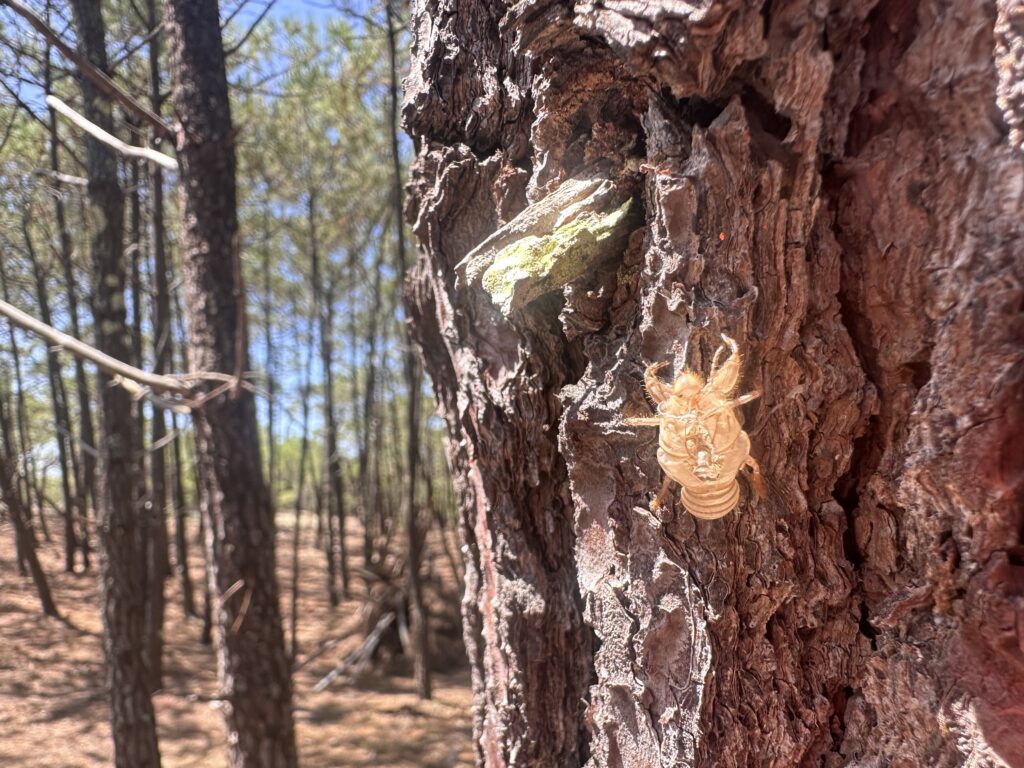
68,0,161,763
163,0,298,765
405,0,1024,766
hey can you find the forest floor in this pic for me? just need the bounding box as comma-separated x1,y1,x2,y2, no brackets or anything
0,509,473,767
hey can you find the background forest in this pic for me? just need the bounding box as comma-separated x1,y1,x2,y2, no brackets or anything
0,1,470,765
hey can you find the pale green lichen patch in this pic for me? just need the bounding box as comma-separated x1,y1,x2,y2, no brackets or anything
480,199,633,315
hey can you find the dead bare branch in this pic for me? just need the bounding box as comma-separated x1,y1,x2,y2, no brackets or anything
33,168,89,187
46,95,177,170
0,297,191,394
312,612,395,692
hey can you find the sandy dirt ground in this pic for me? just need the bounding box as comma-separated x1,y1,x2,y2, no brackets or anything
0,508,473,767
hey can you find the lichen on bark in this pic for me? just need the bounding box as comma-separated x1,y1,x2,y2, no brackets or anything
476,198,633,315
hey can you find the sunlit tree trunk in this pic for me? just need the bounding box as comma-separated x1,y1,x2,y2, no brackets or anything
164,0,297,763
68,0,161,763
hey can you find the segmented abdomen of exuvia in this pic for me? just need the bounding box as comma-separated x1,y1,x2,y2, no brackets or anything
659,430,752,519
681,477,741,520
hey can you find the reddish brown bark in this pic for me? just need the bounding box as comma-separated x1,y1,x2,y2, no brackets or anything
68,0,161,763
405,0,1024,765
164,0,297,764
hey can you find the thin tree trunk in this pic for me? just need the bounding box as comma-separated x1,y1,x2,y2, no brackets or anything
359,247,384,566
64,185,97,557
55,175,97,563
307,191,339,607
261,205,276,526
370,359,387,553
163,2,297,764
126,119,166,694
69,0,160,763
44,34,91,570
169,410,196,617
23,220,78,573
325,280,350,598
171,277,202,622
290,333,314,663
288,352,311,663
195,445,213,646
313,464,325,548
327,280,352,598
0,255,40,552
348,254,363,564
385,0,430,699
321,286,350,598
0,395,59,617
150,0,195,620
127,152,144,373
321,276,348,599
380,352,404,551
0,376,28,576
421,441,462,594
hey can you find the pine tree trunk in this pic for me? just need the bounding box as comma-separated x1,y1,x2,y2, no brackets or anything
360,247,385,566
126,118,168,693
146,0,188,622
23,222,78,573
321,276,349,599
163,1,298,764
261,206,277,527
68,0,162,764
0,393,58,618
386,0,432,700
53,174,96,565
0,258,38,553
44,44,91,569
405,0,1024,765
291,330,315,662
309,192,340,607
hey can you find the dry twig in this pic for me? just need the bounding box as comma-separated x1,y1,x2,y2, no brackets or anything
46,95,178,170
